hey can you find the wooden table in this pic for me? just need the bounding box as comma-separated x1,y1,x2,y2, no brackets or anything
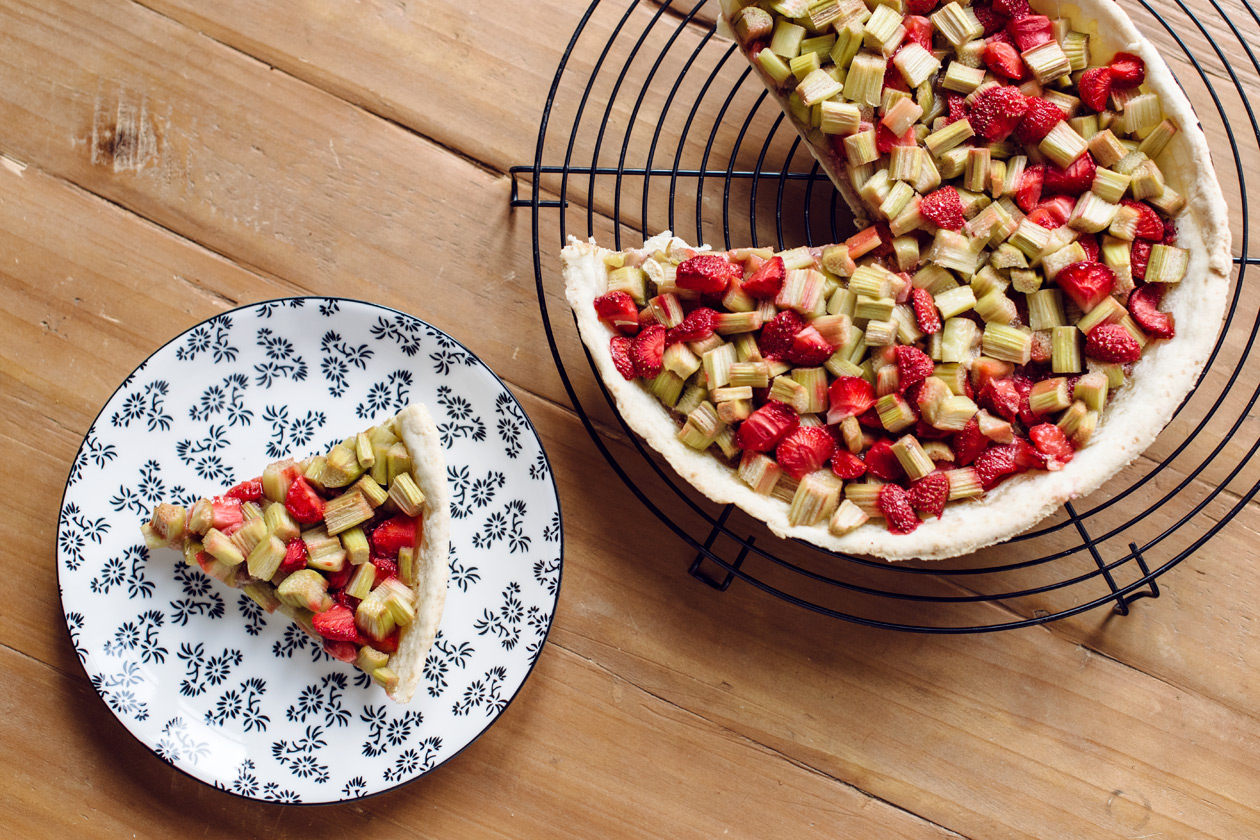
4,0,1259,836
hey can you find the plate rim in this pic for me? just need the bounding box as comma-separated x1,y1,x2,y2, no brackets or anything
54,294,565,805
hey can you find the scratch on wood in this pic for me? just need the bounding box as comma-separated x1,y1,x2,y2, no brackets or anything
91,85,162,173
329,139,341,169
0,153,27,177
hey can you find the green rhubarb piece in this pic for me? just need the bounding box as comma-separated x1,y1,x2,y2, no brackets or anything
355,588,396,642
147,503,187,547
788,471,843,527
941,317,980,363
703,342,739,390
277,569,330,613
675,383,707,417
876,393,916,433
739,450,782,495
607,266,647,304
356,645,389,674
324,490,376,535
264,501,301,543
388,472,426,518
931,2,982,48
262,459,296,503
187,498,213,535
1076,296,1126,335
302,526,347,573
982,323,1033,364
828,499,869,535
892,435,934,481
844,483,885,518
1029,377,1072,415
242,581,281,614
345,560,376,600
385,442,413,487
1052,326,1082,373
341,525,371,565
769,376,811,414
182,538,203,567
1027,289,1066,330
1074,371,1109,412
398,545,415,586
203,527,245,567
320,442,364,488
678,402,723,450
247,534,287,581
649,371,686,408
1146,245,1189,284
353,475,390,508
945,467,983,499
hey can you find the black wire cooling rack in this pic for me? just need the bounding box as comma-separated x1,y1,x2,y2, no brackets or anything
510,0,1260,632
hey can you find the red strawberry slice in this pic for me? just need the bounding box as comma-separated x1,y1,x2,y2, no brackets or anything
969,85,1028,141
831,450,868,480
1131,239,1152,280
676,254,739,293
876,122,916,154
905,0,939,14
1029,195,1076,229
1014,96,1064,144
1014,164,1045,212
827,376,877,424
944,93,969,125
325,560,354,592
1029,423,1075,469
1085,323,1142,363
775,426,837,480
895,344,935,392
980,378,1022,424
631,324,666,378
1120,199,1165,241
921,186,966,230
225,478,263,503
1161,216,1179,245
371,555,399,580
1077,233,1100,262
1011,375,1041,429
285,476,325,525
1109,51,1146,88
865,439,905,481
279,537,308,575
323,640,359,663
787,325,835,366
974,443,1019,490
911,288,942,334
953,418,990,466
908,473,950,518
758,310,806,360
1012,436,1047,470
983,40,1024,80
666,306,718,345
972,2,1008,35
877,484,921,534
610,336,637,380
1127,283,1176,339
594,291,641,335
210,497,245,533
1057,261,1116,311
902,14,933,49
332,590,360,611
370,514,418,557
1044,152,1096,196
1008,14,1053,51
1079,66,1113,111
313,604,364,643
741,255,785,298
370,630,401,654
994,0,1031,18
736,401,800,452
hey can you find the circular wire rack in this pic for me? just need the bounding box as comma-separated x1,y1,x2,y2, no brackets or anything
512,0,1260,632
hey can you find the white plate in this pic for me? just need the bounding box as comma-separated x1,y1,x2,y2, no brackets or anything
57,298,563,803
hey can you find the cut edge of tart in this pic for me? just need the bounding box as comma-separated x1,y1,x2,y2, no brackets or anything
141,403,450,702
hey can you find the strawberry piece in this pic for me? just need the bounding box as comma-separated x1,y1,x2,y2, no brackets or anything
972,2,1008,36
908,473,950,518
980,378,1022,424
920,186,966,230
332,590,361,610
676,254,740,293
1079,66,1113,111
968,85,1028,141
983,40,1024,80
876,123,915,155
971,357,1014,391
1127,283,1176,339
1011,375,1041,428
279,537,308,575
210,497,245,533
895,344,935,392
953,418,990,466
827,376,877,423
371,555,399,580
758,310,806,360
915,418,953,441
736,401,800,452
312,604,363,643
1029,423,1075,469
905,0,939,14
871,222,896,258
787,325,835,366
285,476,325,525
224,478,263,503
1077,233,1100,262
878,484,921,534
865,439,905,481
831,450,868,480
994,0,1031,18
593,291,641,335
609,336,637,380
1109,51,1146,88
974,443,1019,490
775,426,837,480
370,514,418,557
1044,152,1096,196
1056,261,1116,311
325,560,354,592
1120,199,1165,241
944,93,969,125
1161,216,1178,245
1014,163,1044,212
741,255,786,298
371,630,401,655
631,324,666,378
1008,14,1054,51
666,306,718,345
323,640,359,663
1085,323,1142,363
1012,436,1047,470
1029,195,1075,228
902,14,933,49
911,287,942,334
1131,240,1152,281
1014,96,1064,145
857,407,885,429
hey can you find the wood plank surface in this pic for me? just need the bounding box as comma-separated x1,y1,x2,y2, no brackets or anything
3,0,1260,837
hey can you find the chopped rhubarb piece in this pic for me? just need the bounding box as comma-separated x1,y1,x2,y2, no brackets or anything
609,336,637,380
736,401,800,453
911,288,942,334
908,473,950,518
865,438,906,481
786,325,835,366
758,310,806,360
284,476,325,525
983,39,1024,80
1029,423,1075,468
676,254,740,293
369,515,418,557
973,443,1019,489
225,479,263,503
1014,96,1064,145
920,186,966,230
631,324,666,378
1109,51,1146,88
312,604,364,643
895,345,935,392
775,426,837,481
594,291,641,335
279,537,308,575
831,450,868,480
1007,14,1053,51
742,256,786,298
877,484,921,534
1044,152,1096,196
1014,163,1044,212
953,418,990,466
1079,67,1113,111
827,376,877,423
1085,323,1142,363
1057,261,1116,311
1120,199,1165,241
968,85,1029,141
1127,284,1176,339
665,306,718,345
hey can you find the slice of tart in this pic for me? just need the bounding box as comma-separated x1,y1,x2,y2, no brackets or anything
562,0,1230,560
141,403,450,703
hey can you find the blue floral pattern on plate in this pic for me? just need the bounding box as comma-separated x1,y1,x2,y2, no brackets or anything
57,298,563,803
